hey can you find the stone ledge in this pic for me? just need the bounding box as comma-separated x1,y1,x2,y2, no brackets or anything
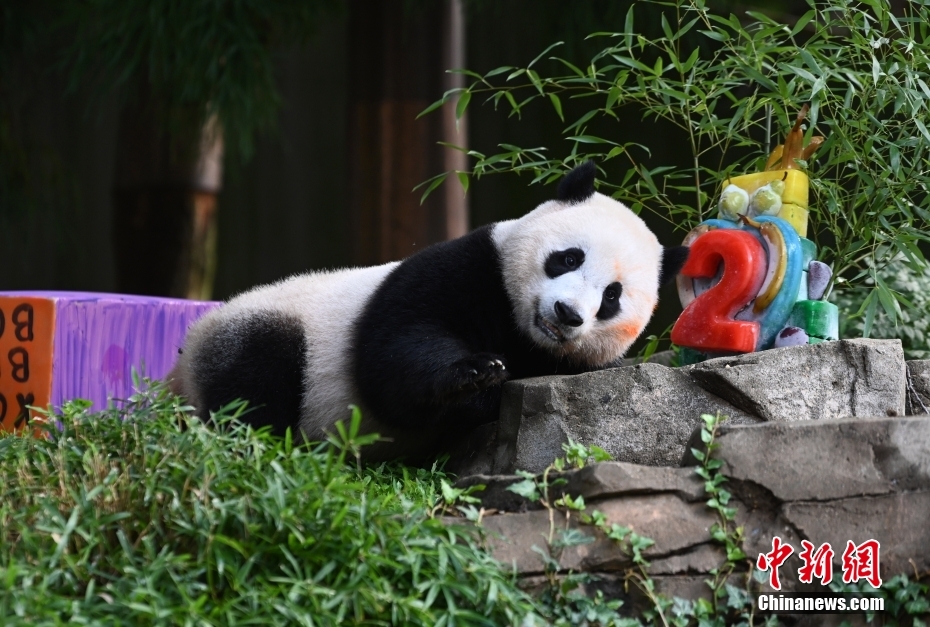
686,338,906,423
907,360,930,415
455,416,930,595
478,493,719,576
455,462,705,512
682,416,930,501
447,339,909,476
518,572,740,617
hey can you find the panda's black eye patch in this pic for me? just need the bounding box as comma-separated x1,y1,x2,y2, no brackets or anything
544,248,586,278
596,282,623,320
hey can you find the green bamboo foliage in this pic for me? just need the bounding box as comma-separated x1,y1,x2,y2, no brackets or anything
0,382,539,626
425,0,930,333
64,0,341,157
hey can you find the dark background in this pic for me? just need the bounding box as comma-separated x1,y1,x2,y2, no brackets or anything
0,0,809,351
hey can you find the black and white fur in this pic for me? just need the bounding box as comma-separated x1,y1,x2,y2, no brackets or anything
169,162,688,459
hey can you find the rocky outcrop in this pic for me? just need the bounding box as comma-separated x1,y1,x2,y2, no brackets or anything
448,339,909,476
686,338,905,421
907,360,930,415
457,417,930,606
492,361,760,471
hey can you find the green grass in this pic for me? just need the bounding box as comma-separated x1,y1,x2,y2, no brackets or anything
0,382,539,626
4,382,927,626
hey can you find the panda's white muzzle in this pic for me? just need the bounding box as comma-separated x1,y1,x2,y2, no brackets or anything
534,302,587,344
535,314,567,342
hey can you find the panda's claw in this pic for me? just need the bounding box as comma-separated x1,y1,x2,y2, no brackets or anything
447,353,509,398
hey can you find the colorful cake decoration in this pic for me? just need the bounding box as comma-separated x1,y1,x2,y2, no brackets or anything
671,105,839,363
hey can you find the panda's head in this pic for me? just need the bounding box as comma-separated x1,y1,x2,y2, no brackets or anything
494,161,689,366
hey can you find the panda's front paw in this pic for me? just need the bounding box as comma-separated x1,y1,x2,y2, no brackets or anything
448,354,509,397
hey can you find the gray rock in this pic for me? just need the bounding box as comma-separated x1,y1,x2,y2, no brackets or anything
488,339,905,474
450,416,930,604
686,338,906,422
492,363,759,473
479,493,718,576
586,492,720,560
478,509,560,575
783,491,930,576
620,349,678,367
562,462,705,503
517,573,736,616
907,360,930,415
682,416,930,501
455,462,705,513
648,543,726,575
453,473,545,512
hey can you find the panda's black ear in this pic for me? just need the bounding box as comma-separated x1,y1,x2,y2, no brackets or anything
659,245,690,286
557,161,597,204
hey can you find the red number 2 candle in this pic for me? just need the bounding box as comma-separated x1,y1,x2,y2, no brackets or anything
671,229,767,354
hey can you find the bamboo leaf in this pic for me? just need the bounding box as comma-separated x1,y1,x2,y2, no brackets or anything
681,48,701,73
456,171,469,194
503,91,519,114
527,68,544,95
484,65,514,78
565,109,598,133
455,90,471,121
790,9,816,36
528,41,563,68
700,29,729,42
567,135,618,145
448,68,484,80
914,118,930,143
417,94,453,119
605,86,622,110
551,57,585,77
862,291,879,338
661,13,674,41
874,275,900,326
418,173,448,205
548,93,564,121
624,4,635,50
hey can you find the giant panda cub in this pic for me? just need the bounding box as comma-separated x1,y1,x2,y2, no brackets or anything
169,162,688,460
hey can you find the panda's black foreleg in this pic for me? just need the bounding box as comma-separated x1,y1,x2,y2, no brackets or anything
354,328,509,430
444,353,509,400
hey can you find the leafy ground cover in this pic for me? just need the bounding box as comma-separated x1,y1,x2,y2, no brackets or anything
3,383,926,626
0,383,537,626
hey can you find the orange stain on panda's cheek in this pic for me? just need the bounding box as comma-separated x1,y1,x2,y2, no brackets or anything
613,321,645,343
615,259,648,276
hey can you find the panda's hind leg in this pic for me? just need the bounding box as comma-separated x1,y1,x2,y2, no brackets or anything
187,311,307,437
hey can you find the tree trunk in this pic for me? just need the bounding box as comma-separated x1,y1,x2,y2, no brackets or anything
346,0,468,266
112,100,223,299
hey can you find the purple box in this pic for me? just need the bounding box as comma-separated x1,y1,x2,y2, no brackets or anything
0,291,218,428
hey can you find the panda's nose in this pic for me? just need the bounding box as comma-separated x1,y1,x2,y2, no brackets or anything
554,301,583,327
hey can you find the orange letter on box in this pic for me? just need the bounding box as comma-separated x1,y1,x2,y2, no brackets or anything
0,297,55,433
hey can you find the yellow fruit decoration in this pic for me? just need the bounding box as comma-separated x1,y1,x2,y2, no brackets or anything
717,105,824,238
